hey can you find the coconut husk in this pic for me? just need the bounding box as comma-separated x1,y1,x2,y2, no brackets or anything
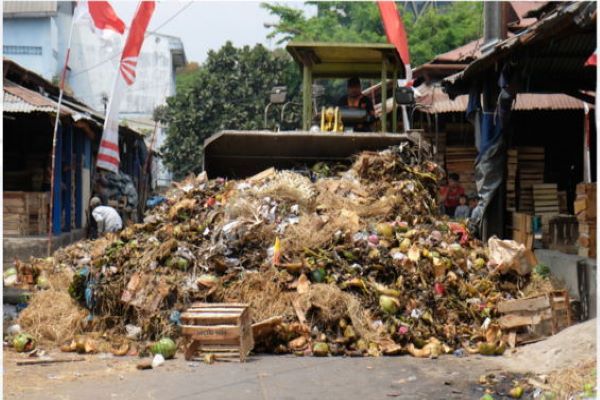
254,171,316,209
18,290,87,344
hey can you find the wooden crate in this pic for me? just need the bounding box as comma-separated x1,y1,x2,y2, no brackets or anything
3,191,49,236
575,182,596,222
181,303,254,362
578,221,596,258
548,215,578,254
511,212,533,248
498,290,571,347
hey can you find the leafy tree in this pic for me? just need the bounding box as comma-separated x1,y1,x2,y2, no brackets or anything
162,42,300,178
262,2,483,67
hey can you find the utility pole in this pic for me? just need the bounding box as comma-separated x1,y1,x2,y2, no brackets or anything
481,1,509,240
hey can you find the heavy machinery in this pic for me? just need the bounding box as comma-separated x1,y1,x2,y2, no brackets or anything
203,42,416,178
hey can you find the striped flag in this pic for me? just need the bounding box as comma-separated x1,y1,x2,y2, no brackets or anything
97,1,155,174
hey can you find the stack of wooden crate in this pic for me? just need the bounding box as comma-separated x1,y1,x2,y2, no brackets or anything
517,147,545,212
533,183,560,242
446,146,477,194
533,184,559,216
3,192,49,236
574,182,596,258
506,148,518,211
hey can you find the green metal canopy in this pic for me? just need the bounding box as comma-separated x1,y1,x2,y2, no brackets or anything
286,42,404,131
286,42,404,79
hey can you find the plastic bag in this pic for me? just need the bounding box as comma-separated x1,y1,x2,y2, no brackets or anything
487,236,533,276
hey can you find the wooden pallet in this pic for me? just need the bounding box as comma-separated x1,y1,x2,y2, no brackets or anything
181,303,254,362
498,290,571,347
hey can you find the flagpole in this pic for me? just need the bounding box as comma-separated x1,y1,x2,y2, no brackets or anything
583,101,591,183
48,3,78,256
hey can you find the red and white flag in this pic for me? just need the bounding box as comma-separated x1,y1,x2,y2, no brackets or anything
585,50,597,67
74,1,125,38
378,1,411,82
97,1,155,174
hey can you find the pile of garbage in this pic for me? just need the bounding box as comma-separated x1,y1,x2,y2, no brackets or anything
13,139,533,358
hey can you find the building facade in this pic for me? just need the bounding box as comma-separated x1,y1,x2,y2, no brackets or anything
69,29,186,189
3,2,187,189
3,1,74,81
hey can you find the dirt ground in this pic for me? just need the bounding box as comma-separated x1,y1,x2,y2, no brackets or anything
495,318,597,374
3,319,596,400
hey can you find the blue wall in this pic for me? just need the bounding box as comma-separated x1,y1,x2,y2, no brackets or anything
3,17,57,80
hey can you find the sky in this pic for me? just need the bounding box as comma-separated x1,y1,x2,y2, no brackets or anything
112,1,313,64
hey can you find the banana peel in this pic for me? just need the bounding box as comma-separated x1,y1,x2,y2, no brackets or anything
340,277,367,291
406,338,442,358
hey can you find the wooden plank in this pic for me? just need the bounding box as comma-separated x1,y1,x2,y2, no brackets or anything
186,307,246,314
497,296,550,313
499,314,542,329
180,313,240,325
16,357,85,366
190,302,249,309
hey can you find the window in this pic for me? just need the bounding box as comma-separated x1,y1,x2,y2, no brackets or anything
3,45,42,55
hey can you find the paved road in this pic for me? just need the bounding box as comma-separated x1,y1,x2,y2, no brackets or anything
5,354,504,400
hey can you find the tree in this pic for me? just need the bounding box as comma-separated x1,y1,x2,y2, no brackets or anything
162,43,300,179
262,2,483,67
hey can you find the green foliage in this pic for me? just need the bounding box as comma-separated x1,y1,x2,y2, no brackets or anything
163,42,300,179
175,62,200,91
262,2,483,67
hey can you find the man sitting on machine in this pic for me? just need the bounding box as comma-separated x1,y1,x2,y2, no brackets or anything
337,77,376,132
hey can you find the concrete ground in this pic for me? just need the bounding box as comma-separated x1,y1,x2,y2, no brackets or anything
4,320,596,399
5,352,502,400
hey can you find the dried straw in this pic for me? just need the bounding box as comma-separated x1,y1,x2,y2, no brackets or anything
283,209,361,253
216,268,296,323
297,284,376,341
548,359,596,397
18,290,87,344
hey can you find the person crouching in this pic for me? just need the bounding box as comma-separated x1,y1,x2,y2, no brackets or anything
89,197,123,237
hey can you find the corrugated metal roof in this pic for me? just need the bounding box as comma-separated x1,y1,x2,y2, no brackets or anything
375,84,588,115
3,1,57,17
3,79,75,115
414,84,588,114
443,1,596,95
3,91,55,113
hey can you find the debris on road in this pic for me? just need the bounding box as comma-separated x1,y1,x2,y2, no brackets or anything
13,142,555,359
16,357,85,366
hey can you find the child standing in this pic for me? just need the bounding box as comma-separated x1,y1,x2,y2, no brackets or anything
454,194,471,220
